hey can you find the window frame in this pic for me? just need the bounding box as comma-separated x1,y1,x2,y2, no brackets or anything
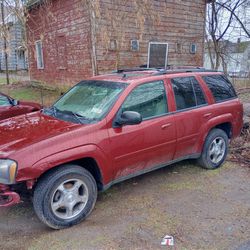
147,42,169,69
170,76,208,113
116,80,169,122
35,40,44,70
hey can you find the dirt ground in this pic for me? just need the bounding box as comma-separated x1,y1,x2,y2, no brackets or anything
0,160,249,250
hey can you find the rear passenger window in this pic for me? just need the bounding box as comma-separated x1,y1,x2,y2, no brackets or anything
121,81,168,120
171,77,207,111
202,75,237,102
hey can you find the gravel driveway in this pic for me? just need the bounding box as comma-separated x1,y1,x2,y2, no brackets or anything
0,160,249,250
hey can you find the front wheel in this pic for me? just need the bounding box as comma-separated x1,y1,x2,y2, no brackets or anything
198,128,229,169
33,165,97,229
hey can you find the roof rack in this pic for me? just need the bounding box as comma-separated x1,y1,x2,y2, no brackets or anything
153,68,218,75
113,66,218,75
113,68,154,74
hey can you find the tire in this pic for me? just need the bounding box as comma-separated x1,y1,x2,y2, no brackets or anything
33,165,97,229
198,128,229,169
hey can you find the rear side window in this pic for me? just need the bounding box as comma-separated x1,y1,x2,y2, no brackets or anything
202,75,237,102
121,81,168,120
171,77,207,111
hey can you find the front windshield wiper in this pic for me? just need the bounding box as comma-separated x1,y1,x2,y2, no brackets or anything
43,106,58,116
60,110,87,124
70,111,84,124
51,106,58,116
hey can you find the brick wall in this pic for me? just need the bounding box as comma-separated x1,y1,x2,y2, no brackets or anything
27,0,207,84
27,0,93,85
95,0,207,74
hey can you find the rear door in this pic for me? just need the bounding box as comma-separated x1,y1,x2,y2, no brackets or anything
108,80,176,180
169,76,210,159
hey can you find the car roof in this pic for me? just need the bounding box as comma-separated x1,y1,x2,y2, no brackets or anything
90,68,224,85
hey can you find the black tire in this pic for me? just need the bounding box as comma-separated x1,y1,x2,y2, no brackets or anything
198,128,229,169
33,165,97,229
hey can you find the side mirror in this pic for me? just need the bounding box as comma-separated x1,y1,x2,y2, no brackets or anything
114,111,142,127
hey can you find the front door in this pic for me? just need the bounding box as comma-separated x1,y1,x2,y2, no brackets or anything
108,80,176,180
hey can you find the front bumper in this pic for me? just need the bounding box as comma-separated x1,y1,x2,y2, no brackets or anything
0,184,21,207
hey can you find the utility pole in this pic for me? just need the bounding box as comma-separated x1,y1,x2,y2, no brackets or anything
1,0,10,85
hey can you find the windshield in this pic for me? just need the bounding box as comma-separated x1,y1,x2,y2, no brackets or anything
46,80,127,124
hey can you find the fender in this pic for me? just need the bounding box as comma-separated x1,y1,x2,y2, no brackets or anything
16,144,112,185
195,113,233,153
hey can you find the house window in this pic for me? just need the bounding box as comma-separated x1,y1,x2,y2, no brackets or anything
147,42,168,69
57,35,67,69
109,39,117,51
131,40,139,51
176,42,182,54
35,40,44,69
190,43,197,54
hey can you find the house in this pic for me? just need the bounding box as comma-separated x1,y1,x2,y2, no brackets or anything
204,40,250,77
0,5,28,71
25,0,211,84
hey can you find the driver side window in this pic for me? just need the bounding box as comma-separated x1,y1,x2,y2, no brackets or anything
0,95,11,106
121,81,168,120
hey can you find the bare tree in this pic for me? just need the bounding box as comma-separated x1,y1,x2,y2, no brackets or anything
0,0,10,84
206,0,249,73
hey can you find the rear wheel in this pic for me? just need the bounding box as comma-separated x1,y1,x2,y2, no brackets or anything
33,165,97,229
198,128,229,169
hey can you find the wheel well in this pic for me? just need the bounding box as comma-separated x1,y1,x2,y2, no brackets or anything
215,122,232,138
35,157,104,191
72,158,103,191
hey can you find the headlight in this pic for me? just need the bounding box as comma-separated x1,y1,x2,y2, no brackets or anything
0,159,18,184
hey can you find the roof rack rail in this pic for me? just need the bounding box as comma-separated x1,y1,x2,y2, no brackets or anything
112,66,218,75
153,68,218,75
113,67,153,74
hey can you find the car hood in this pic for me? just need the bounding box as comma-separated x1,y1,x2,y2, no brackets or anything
0,111,80,157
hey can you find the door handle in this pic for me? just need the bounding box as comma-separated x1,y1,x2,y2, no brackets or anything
203,113,212,118
161,123,172,129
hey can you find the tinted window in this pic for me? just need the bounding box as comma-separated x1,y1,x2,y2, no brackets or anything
122,81,168,119
0,95,10,106
202,75,237,102
171,77,207,111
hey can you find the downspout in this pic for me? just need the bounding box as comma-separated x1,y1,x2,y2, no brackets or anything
90,9,98,76
202,0,208,67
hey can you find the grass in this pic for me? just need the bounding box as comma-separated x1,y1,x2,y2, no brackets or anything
0,81,70,106
0,77,17,85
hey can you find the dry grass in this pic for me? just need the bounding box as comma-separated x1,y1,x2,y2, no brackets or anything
0,81,71,107
231,77,250,103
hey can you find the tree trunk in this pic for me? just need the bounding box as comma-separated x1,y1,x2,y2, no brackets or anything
1,1,10,85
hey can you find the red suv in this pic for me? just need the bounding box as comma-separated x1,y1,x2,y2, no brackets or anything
0,68,243,229
0,92,42,120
